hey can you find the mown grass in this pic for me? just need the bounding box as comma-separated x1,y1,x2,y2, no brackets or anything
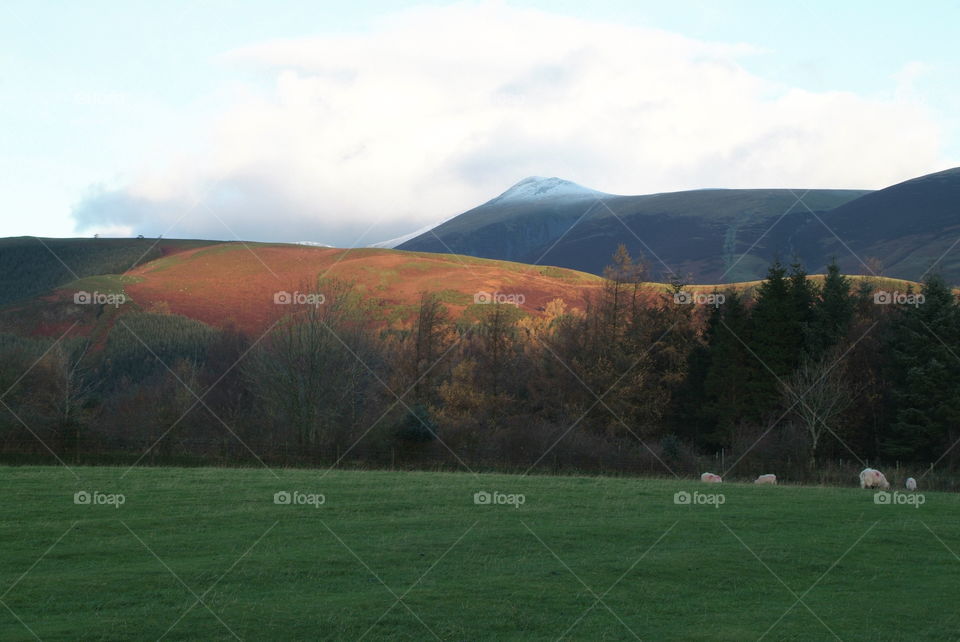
1,466,958,640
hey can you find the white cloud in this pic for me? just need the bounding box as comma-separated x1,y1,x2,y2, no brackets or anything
71,2,951,245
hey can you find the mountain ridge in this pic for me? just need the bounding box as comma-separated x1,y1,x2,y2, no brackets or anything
398,167,960,283
398,182,871,281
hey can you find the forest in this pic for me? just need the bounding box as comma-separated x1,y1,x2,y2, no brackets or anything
2,247,958,485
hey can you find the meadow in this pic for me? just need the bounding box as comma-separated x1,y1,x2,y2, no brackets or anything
1,466,958,640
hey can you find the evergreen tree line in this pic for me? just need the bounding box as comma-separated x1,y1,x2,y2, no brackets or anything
1,252,959,482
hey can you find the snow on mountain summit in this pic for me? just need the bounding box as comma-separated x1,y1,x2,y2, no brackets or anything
490,176,606,204
375,177,608,248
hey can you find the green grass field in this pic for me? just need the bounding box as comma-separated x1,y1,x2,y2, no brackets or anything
2,466,958,640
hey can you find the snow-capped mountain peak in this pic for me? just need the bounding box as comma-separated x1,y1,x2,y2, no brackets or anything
490,176,606,204
372,176,607,249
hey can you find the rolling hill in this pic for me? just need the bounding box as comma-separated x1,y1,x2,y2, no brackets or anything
795,167,960,280
0,236,218,306
398,168,960,283
397,177,868,282
0,236,920,346
0,239,605,337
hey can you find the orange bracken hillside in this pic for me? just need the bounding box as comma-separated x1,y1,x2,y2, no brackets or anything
121,243,604,333
2,241,915,340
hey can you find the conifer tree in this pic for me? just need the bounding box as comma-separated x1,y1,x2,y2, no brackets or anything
885,274,960,461
810,260,854,357
747,259,799,416
701,291,754,445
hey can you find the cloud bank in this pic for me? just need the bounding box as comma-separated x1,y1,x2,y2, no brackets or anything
72,2,950,245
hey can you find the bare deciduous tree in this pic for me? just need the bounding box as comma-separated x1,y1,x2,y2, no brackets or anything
245,279,378,452
781,349,857,469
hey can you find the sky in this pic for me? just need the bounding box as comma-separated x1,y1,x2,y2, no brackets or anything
2,0,958,246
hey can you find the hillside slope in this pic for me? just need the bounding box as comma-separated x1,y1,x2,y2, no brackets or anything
0,237,217,306
398,178,868,282
795,167,960,279
123,244,603,333
0,241,604,336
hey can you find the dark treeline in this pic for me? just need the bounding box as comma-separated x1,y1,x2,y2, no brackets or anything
2,247,959,485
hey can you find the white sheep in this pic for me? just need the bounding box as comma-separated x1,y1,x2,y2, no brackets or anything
700,472,722,483
754,474,777,485
905,477,917,491
859,468,890,490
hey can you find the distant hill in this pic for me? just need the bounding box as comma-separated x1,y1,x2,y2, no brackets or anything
398,177,870,282
4,168,957,340
0,240,604,337
0,237,217,306
794,167,960,280
0,235,926,344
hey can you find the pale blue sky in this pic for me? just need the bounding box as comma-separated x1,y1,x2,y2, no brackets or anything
2,0,958,241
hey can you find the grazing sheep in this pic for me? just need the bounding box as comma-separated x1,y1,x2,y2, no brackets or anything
700,472,722,483
754,474,777,485
905,477,917,491
859,468,890,490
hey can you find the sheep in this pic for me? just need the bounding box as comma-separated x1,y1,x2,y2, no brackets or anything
859,468,890,490
905,477,917,491
700,472,722,483
754,474,777,485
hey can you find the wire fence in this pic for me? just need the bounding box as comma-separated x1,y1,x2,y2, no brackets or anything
1,434,956,491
